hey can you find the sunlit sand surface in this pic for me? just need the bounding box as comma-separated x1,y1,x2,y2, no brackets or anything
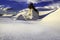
0,8,60,40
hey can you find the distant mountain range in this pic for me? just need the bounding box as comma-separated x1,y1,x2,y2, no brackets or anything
0,0,60,11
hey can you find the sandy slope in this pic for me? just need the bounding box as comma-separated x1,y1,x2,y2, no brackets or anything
40,8,60,26
0,8,60,40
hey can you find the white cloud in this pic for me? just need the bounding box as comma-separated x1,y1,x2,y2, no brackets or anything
27,0,41,3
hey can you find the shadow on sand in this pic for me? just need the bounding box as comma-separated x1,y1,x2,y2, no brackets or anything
38,8,57,19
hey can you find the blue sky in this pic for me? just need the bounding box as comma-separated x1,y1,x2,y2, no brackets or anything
0,0,60,11
9,0,53,3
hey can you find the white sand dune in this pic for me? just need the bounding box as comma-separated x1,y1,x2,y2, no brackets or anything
40,8,60,26
0,8,60,40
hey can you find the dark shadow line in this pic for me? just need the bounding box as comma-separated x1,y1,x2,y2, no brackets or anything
39,8,57,19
